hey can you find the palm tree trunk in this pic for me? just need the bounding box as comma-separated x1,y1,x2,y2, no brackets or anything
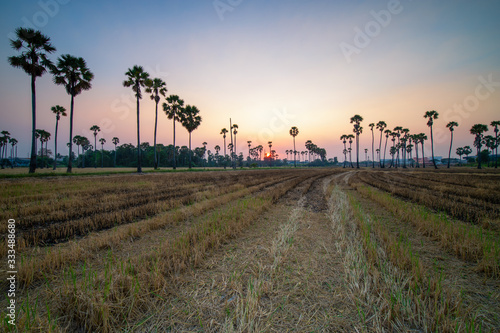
379,131,383,168
188,132,192,169
154,100,158,169
293,137,296,167
101,146,104,168
422,142,426,168
29,75,37,173
172,116,176,170
430,126,438,169
371,130,374,168
415,144,419,168
448,131,453,168
477,143,481,169
53,117,58,170
114,144,117,167
136,95,142,173
234,133,237,168
223,138,226,169
356,134,359,169
94,135,97,168
383,136,388,168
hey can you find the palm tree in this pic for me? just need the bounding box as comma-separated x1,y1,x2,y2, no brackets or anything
214,145,221,165
456,147,464,166
256,145,263,164
51,105,66,170
347,134,355,168
232,124,238,168
491,121,500,168
9,28,56,173
419,133,428,168
401,128,410,168
220,128,228,169
268,141,273,165
289,126,299,167
99,138,106,167
424,110,439,169
123,66,149,173
382,129,391,168
364,148,369,167
9,138,18,166
145,78,167,169
470,124,488,169
376,121,387,167
393,126,402,167
445,121,459,168
350,115,363,168
389,132,397,168
180,105,202,169
463,146,472,163
163,95,184,170
368,123,375,168
340,135,348,168
51,55,94,173
112,137,119,167
247,141,252,160
484,135,496,167
90,125,100,168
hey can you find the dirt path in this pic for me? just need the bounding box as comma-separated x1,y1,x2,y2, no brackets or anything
127,173,361,332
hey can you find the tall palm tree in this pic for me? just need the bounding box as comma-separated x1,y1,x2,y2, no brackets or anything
340,135,348,168
376,121,387,167
347,134,355,168
446,121,459,168
99,138,106,167
247,141,252,160
112,137,119,167
256,145,263,164
424,110,439,169
9,28,56,173
364,148,369,167
401,128,410,168
382,129,391,168
163,95,184,170
123,65,149,172
491,121,500,168
145,78,167,169
180,105,202,169
419,133,428,168
350,115,363,168
268,141,273,165
289,126,299,167
368,123,375,168
484,135,496,167
9,138,18,165
51,54,94,173
232,124,238,168
392,126,402,167
51,105,67,170
220,128,228,169
470,124,488,169
90,125,100,168
389,132,397,168
214,145,221,165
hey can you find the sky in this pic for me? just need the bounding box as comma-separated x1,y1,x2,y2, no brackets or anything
1,0,499,160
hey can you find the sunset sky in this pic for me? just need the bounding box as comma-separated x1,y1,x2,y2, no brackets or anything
1,0,499,160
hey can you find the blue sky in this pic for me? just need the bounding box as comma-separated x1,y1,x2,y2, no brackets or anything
1,0,499,159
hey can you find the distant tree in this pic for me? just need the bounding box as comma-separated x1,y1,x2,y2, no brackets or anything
9,28,56,173
220,128,228,169
163,95,184,170
364,148,369,167
51,54,94,173
268,141,273,166
9,138,18,165
123,65,150,173
112,137,119,167
393,126,402,167
424,110,439,169
401,128,410,168
340,135,348,168
376,121,387,167
232,124,239,168
90,125,100,168
446,121,459,168
456,147,464,166
484,135,496,167
383,129,391,168
289,126,299,167
470,124,488,169
463,146,472,163
145,77,167,169
491,121,500,168
180,105,202,169
369,123,375,168
350,115,363,168
51,105,66,170
347,134,355,168
99,137,106,167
